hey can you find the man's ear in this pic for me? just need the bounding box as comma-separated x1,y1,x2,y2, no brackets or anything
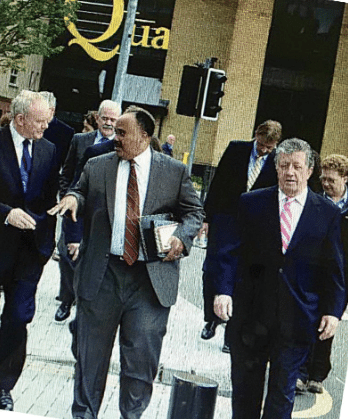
14,114,25,127
307,167,314,179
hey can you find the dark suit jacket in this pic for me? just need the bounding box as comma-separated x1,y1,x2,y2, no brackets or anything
220,186,346,344
59,130,97,198
0,125,59,276
69,150,204,307
204,140,278,222
73,139,114,186
203,140,277,276
43,117,75,169
162,142,173,157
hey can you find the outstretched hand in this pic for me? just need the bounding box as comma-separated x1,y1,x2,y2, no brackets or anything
47,195,78,222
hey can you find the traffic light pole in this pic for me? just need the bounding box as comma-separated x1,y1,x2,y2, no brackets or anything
111,0,138,104
186,58,214,176
187,116,201,176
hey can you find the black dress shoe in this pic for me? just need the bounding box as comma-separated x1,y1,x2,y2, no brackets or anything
55,302,72,322
201,321,218,340
222,343,230,353
0,389,13,411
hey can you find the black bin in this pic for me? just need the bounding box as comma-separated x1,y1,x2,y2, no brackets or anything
167,372,218,419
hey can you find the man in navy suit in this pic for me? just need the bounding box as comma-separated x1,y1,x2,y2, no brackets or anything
55,100,121,322
0,90,59,411
200,120,282,349
40,91,75,169
214,138,346,419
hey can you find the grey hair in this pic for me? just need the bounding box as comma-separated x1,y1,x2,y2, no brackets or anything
98,99,121,116
275,138,314,168
11,90,46,117
40,91,56,108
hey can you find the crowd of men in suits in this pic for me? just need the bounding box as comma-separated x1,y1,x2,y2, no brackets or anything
0,89,347,419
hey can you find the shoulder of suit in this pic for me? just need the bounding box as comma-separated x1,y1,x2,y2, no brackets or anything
153,150,187,170
87,150,116,165
55,118,74,133
241,185,277,201
35,137,57,153
311,189,341,213
226,140,253,149
72,130,96,142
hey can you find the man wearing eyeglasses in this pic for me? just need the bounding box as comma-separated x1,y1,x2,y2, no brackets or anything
55,100,121,323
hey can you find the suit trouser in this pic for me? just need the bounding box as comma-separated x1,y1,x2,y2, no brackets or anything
229,328,310,419
298,337,334,383
57,229,76,305
0,235,44,391
72,256,170,419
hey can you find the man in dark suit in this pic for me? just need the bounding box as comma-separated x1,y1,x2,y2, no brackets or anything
0,90,59,411
296,154,348,394
40,91,75,169
54,99,121,322
214,138,346,419
162,134,176,156
49,106,204,419
200,120,282,349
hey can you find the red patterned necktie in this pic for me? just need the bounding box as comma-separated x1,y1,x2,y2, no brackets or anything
123,160,140,265
280,197,293,254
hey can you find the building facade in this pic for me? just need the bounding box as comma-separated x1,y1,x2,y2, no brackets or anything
0,55,43,116
37,0,348,171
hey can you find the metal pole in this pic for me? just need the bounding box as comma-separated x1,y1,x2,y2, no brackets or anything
186,58,214,176
111,0,138,104
187,116,201,176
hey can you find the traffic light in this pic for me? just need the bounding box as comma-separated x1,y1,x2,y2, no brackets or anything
176,65,204,117
200,68,227,121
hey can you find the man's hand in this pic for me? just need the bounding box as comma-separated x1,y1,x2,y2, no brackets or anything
47,195,78,222
197,222,209,238
318,315,339,340
7,208,36,230
214,294,232,321
163,236,184,262
67,243,80,262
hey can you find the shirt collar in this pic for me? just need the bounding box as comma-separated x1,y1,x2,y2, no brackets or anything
133,146,151,167
279,187,308,207
324,187,348,209
252,139,267,160
96,130,115,141
10,121,33,147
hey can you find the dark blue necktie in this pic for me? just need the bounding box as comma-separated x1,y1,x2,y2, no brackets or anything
20,139,32,193
100,136,108,143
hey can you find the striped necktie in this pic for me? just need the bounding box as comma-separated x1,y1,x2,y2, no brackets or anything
20,139,32,193
280,197,294,253
123,160,140,265
247,156,263,191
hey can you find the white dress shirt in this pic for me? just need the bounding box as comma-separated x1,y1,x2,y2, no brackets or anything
278,187,308,244
110,146,152,259
9,121,33,167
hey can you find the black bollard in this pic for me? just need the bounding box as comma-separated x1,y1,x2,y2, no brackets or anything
167,372,218,419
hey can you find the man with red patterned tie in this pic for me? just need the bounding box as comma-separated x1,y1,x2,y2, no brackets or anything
48,106,204,419
213,138,346,419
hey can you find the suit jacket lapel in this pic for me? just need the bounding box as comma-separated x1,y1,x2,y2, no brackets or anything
105,153,119,227
287,189,319,253
28,140,43,192
268,186,283,251
1,126,23,190
143,149,159,215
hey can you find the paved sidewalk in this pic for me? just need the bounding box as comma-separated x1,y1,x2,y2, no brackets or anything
7,247,232,419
